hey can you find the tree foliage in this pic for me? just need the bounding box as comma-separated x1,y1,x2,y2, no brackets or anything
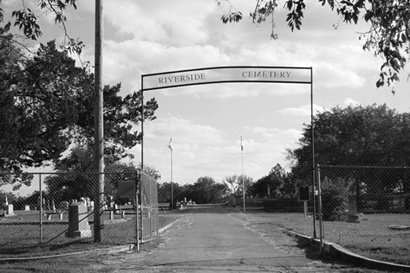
223,174,251,195
219,0,410,89
0,40,158,176
249,163,294,198
287,104,410,179
0,0,82,54
158,177,226,204
45,145,160,202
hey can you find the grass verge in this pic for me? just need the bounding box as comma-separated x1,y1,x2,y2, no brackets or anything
238,209,410,266
0,212,180,259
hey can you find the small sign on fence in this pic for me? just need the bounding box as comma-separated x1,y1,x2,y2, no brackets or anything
298,186,310,202
117,180,136,199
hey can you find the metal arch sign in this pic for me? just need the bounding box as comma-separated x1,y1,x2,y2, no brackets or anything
139,65,316,239
141,66,312,91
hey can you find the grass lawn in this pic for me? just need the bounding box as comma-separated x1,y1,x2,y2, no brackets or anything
0,211,179,258
1,207,408,268
236,209,410,266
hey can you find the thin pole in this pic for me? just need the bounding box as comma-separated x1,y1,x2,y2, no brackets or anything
39,173,42,244
317,165,323,251
94,0,104,243
135,174,139,251
241,136,245,213
171,145,173,210
310,67,317,239
139,87,144,248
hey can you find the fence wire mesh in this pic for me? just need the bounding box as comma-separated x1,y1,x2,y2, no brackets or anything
139,171,159,243
0,171,149,256
317,166,410,249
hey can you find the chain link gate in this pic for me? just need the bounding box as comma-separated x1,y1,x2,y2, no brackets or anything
0,171,154,256
316,165,410,252
138,171,159,246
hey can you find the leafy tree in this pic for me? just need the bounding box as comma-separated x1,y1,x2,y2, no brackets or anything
191,176,217,204
223,174,253,198
219,0,410,89
287,104,410,200
249,163,294,198
45,146,161,201
0,40,158,175
45,145,160,202
0,41,90,172
157,182,182,204
289,104,409,171
0,0,82,54
179,177,225,204
158,177,229,205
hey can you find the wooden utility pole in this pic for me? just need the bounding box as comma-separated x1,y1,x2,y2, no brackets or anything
94,0,104,243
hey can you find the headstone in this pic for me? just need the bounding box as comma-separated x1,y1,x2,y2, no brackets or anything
6,204,14,216
66,202,92,238
52,199,56,212
348,195,357,215
347,195,360,223
85,197,90,210
25,205,30,211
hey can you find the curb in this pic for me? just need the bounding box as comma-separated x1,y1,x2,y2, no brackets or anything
0,245,135,262
287,230,410,272
158,219,180,234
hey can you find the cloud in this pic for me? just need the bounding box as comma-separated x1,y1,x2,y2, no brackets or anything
99,0,220,46
75,0,377,99
343,98,361,106
19,0,410,186
278,104,326,118
131,115,230,183
129,114,303,184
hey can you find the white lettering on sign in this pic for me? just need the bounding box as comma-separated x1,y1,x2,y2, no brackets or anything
158,73,206,85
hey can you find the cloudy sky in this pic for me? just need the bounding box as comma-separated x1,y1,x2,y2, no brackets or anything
4,0,410,185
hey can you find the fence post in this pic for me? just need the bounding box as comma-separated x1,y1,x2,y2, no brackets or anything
135,173,140,251
140,172,144,243
39,173,43,244
150,175,153,240
317,165,323,252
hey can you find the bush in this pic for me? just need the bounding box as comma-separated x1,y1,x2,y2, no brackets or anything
263,198,306,212
321,177,354,221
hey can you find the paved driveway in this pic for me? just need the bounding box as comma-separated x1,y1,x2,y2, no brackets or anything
87,205,354,272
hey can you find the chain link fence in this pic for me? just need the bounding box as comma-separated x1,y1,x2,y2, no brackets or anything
0,171,158,256
316,165,410,251
139,171,159,243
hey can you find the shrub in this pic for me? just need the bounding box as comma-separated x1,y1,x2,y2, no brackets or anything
321,177,354,221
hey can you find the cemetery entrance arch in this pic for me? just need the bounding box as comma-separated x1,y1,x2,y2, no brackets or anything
139,66,315,245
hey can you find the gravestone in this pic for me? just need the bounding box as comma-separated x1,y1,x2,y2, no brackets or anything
66,202,92,238
6,204,14,216
25,205,30,211
347,195,361,223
